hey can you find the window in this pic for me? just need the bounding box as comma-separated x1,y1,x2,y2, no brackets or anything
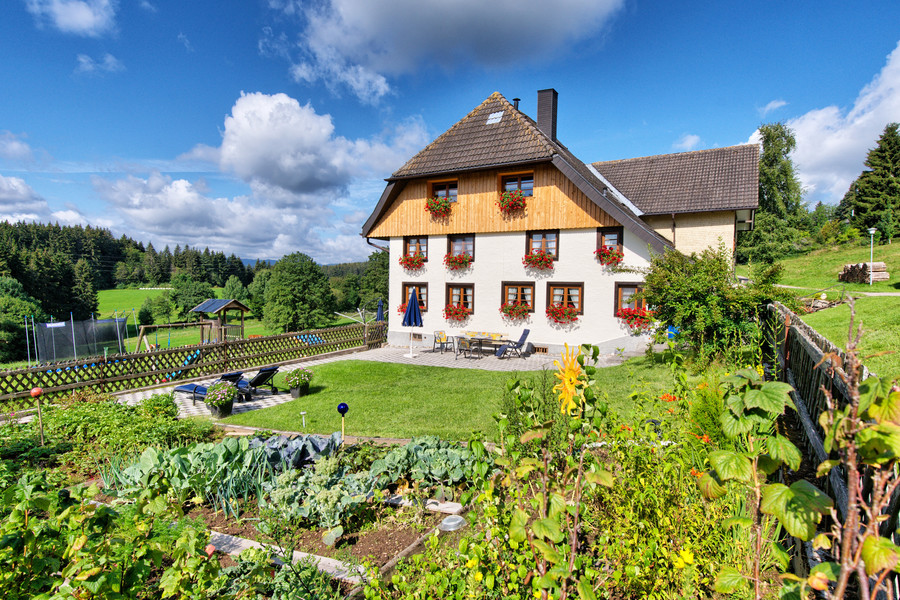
430,180,458,203
447,234,475,259
527,230,559,259
597,226,624,252
447,283,474,313
615,283,646,314
502,282,535,311
402,282,428,312
501,173,534,197
403,236,428,259
547,282,583,314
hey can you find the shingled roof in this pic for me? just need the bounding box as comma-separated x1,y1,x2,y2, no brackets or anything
391,92,556,178
592,145,759,216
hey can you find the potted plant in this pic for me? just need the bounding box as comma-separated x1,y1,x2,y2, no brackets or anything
396,302,408,315
500,301,531,319
546,303,579,324
594,246,624,266
443,252,473,271
616,307,654,333
399,252,426,270
522,249,554,270
425,196,452,218
205,381,238,418
496,189,527,215
443,303,470,322
285,367,314,398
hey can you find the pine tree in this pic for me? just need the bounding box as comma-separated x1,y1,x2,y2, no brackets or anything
839,123,900,236
71,258,99,320
757,123,804,220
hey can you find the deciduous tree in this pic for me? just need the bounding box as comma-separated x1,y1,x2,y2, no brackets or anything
263,253,335,333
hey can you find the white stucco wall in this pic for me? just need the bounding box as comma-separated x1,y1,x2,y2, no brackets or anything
387,228,654,355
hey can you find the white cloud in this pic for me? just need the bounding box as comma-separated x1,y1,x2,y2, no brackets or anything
178,32,194,52
0,132,34,161
25,0,117,37
757,41,900,204
218,92,428,193
672,133,700,151
269,0,624,102
0,174,51,222
92,171,375,262
75,53,124,74
760,99,787,117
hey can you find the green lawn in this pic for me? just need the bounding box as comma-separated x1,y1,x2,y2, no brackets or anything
739,239,900,296
222,356,675,440
800,296,900,378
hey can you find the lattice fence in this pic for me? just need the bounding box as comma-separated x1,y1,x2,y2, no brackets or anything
0,322,386,409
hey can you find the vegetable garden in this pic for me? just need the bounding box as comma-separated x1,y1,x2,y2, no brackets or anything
1,317,898,598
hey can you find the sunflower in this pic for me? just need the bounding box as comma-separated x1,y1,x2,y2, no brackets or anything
553,343,583,415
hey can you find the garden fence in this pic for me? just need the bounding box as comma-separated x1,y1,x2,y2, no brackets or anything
0,321,387,409
764,301,898,597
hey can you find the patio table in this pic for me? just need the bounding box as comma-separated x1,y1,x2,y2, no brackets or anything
464,334,510,356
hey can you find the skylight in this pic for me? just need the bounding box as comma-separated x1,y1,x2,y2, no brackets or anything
486,111,503,125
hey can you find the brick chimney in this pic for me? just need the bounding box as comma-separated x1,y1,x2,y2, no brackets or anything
537,88,558,142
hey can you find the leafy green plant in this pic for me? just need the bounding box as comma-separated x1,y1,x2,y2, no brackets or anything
369,436,479,495
100,436,276,518
262,455,375,545
696,369,831,598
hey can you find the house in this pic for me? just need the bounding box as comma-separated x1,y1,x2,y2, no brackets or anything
360,89,758,355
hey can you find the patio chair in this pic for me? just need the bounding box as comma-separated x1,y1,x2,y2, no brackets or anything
236,366,280,395
455,336,481,360
218,371,244,384
433,331,452,354
495,329,530,359
173,383,209,406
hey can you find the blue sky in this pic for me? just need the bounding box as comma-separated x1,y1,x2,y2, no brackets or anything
2,1,899,264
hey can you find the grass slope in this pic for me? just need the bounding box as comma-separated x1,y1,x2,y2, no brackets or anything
223,356,674,440
800,296,900,379
766,240,900,295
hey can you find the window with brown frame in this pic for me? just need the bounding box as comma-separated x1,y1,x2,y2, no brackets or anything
597,226,624,252
446,283,474,313
614,283,646,314
447,234,475,259
502,282,535,311
547,282,583,314
430,180,458,203
501,173,534,197
402,282,428,312
526,230,559,259
403,236,428,259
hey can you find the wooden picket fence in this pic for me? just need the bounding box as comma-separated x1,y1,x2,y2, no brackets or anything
764,301,899,597
0,322,386,409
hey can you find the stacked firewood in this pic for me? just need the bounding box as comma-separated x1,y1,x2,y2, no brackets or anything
838,262,889,283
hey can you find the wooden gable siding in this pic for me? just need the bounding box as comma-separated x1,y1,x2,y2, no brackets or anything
368,164,619,238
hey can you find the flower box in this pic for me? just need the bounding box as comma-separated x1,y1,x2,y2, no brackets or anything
399,252,426,270
522,249,554,270
496,189,527,215
500,301,531,319
425,196,452,218
594,246,624,266
616,307,653,333
546,303,578,324
443,303,470,322
397,302,407,315
443,252,473,271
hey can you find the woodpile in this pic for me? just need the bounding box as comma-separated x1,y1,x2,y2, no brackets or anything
838,262,889,283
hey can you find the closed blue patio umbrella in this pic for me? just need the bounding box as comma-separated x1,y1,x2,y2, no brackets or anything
375,299,384,322
401,288,423,358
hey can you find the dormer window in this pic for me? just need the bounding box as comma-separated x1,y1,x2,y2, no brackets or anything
501,173,533,197
430,180,458,203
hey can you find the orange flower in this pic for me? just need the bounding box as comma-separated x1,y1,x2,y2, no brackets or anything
690,468,703,478
661,393,679,403
701,434,711,444
620,424,633,432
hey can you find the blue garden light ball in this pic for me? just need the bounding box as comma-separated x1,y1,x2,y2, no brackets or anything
337,402,349,416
